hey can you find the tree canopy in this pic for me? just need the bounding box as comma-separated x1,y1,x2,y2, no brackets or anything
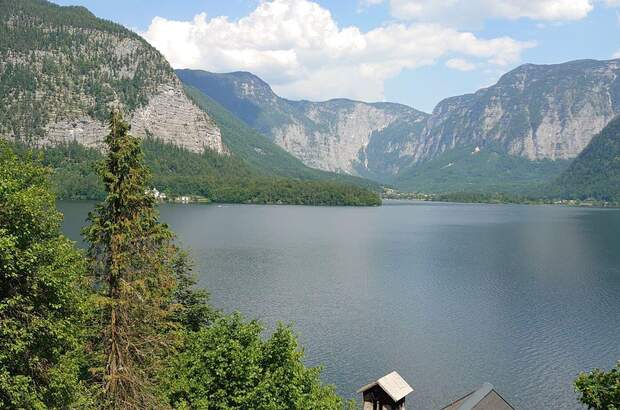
575,362,620,409
0,141,88,408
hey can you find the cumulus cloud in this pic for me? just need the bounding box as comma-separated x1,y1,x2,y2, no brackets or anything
141,0,534,102
363,0,593,26
446,58,477,71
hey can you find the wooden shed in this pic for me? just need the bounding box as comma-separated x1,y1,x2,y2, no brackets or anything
440,382,515,410
357,371,414,410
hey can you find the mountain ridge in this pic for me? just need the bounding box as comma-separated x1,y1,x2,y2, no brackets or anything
180,58,620,193
176,68,430,176
414,58,620,164
0,0,224,153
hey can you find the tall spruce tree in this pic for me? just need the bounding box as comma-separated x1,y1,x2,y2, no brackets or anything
84,111,200,409
0,142,88,408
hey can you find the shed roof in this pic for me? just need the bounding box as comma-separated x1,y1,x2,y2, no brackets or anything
440,383,515,410
357,371,414,402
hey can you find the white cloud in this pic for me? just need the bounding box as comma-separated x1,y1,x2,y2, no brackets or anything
142,0,534,102
613,49,620,58
359,0,385,6
372,0,593,26
445,58,476,71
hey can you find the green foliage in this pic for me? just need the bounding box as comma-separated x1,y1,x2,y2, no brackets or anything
0,141,88,409
575,362,620,409
553,116,620,202
164,314,348,410
170,251,216,333
1,116,353,409
8,138,381,206
392,145,570,195
83,112,185,408
432,191,549,205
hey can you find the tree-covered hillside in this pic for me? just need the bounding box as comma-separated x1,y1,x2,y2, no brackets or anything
392,145,570,194
0,0,173,139
0,0,224,154
553,115,620,201
184,85,381,190
8,138,381,206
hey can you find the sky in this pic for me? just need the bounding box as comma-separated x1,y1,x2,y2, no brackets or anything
54,0,620,112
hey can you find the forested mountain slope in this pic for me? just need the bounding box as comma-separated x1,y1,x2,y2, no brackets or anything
0,0,223,153
0,0,380,204
183,86,380,189
553,115,620,201
176,69,430,176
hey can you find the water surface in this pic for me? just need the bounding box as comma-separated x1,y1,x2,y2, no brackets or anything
59,200,620,409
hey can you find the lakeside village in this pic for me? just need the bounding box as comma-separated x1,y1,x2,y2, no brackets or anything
146,187,210,204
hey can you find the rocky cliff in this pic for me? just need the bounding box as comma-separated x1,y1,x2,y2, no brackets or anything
0,0,224,153
178,60,620,184
411,59,620,164
176,69,428,175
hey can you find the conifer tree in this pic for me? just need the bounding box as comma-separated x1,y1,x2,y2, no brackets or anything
84,111,193,409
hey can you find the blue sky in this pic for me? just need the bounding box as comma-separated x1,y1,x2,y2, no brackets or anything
54,0,620,112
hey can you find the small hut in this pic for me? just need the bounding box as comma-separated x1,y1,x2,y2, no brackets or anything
357,371,413,410
440,382,515,410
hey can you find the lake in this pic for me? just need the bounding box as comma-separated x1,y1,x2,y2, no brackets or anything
58,200,620,409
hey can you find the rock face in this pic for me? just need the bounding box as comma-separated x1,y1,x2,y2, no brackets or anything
176,69,428,175
179,60,620,182
413,59,620,164
270,100,427,174
41,83,223,152
0,0,224,153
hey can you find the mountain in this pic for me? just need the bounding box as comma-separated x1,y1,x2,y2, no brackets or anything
180,60,620,193
183,85,380,189
0,0,223,153
553,115,620,201
5,1,618,198
412,59,620,164
389,59,620,192
176,69,430,177
0,0,381,205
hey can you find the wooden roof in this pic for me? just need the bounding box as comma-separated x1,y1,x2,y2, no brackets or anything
441,383,515,410
357,371,414,402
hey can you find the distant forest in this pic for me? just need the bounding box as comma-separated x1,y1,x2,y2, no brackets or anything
8,138,381,206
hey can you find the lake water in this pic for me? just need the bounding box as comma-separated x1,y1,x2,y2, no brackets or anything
58,200,620,409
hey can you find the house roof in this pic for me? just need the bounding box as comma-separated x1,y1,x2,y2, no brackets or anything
440,383,515,410
357,371,414,402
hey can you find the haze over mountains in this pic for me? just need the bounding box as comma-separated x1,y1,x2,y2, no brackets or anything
1,0,619,201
